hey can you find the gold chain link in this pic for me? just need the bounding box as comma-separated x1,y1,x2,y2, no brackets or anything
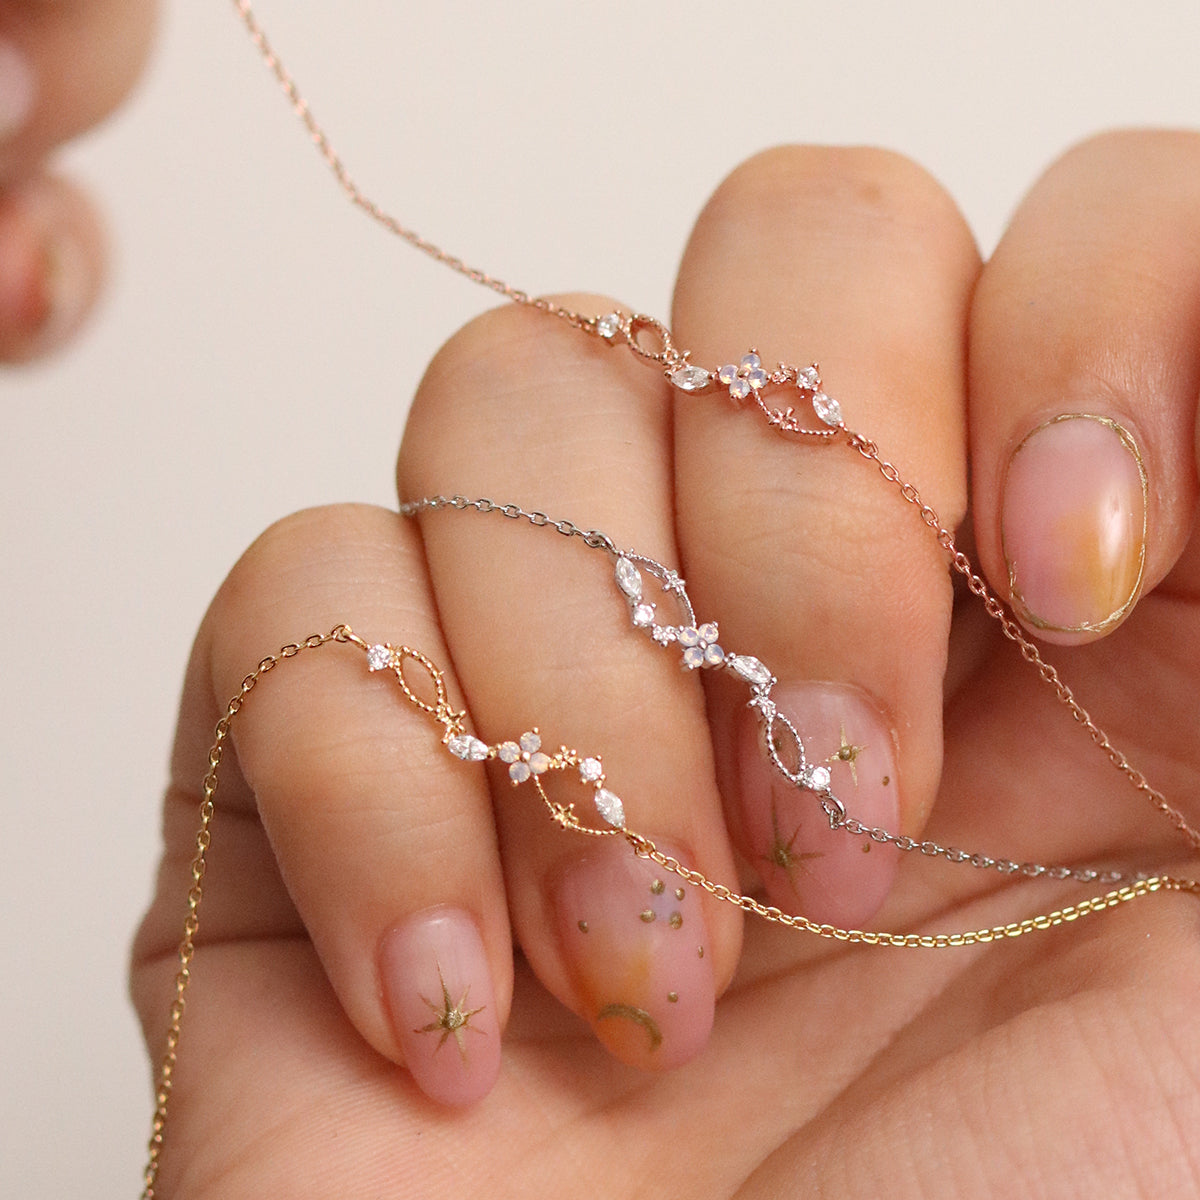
141,627,352,1200
142,619,1200,1193
140,5,1200,1193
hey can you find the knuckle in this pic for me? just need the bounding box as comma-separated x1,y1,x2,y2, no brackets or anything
217,503,402,612
418,290,622,400
697,143,973,262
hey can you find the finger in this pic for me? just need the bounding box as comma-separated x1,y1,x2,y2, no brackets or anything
0,0,157,175
671,147,981,926
135,505,509,1106
0,172,103,360
971,130,1200,642
398,299,743,1072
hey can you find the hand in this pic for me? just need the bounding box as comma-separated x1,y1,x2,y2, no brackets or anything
132,133,1200,1197
0,0,155,361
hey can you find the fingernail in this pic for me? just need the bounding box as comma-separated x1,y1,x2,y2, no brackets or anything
1002,414,1147,636
379,907,501,1106
0,39,35,141
739,683,900,928
0,185,91,359
555,841,714,1071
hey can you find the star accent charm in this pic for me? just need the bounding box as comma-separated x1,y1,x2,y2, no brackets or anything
659,569,686,595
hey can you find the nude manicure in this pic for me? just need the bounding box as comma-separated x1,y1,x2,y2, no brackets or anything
555,841,714,1071
379,907,501,1106
1001,413,1146,636
738,682,900,928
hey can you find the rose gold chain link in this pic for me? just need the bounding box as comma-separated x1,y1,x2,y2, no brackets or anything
230,0,593,333
229,0,1200,861
846,432,1200,855
142,6,1200,1193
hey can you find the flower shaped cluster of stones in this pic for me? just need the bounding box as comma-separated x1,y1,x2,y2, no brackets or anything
717,352,769,401
448,722,626,829
678,623,724,669
498,730,552,783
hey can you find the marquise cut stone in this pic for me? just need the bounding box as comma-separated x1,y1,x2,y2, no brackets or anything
615,557,643,600
670,365,712,393
447,734,489,762
728,654,773,686
812,392,843,427
594,787,626,829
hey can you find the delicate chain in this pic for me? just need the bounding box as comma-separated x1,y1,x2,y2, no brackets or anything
141,627,352,1200
141,6,1200,1194
399,494,1194,882
230,0,592,332
230,0,1200,862
141,622,1200,1193
848,434,1200,854
399,494,618,554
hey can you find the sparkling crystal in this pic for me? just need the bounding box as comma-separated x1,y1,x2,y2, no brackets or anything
677,627,700,647
698,622,719,643
717,364,738,385
519,730,542,754
509,761,531,783
704,644,725,666
498,741,521,764
682,646,705,669
632,603,655,627
728,654,773,686
528,751,552,774
728,377,751,401
670,365,712,392
812,392,843,427
615,557,643,601
579,757,603,783
366,644,392,672
740,354,767,389
796,365,820,390
447,734,489,762
594,787,626,829
596,311,623,339
802,764,832,792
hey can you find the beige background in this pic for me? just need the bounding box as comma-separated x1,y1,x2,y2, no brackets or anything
2,1,1197,1193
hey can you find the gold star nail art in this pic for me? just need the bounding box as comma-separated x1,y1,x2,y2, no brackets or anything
764,803,823,887
416,966,486,1061
827,723,866,785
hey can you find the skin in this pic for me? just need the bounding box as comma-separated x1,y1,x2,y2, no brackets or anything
128,131,1200,1198
15,7,1197,1195
0,0,156,360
